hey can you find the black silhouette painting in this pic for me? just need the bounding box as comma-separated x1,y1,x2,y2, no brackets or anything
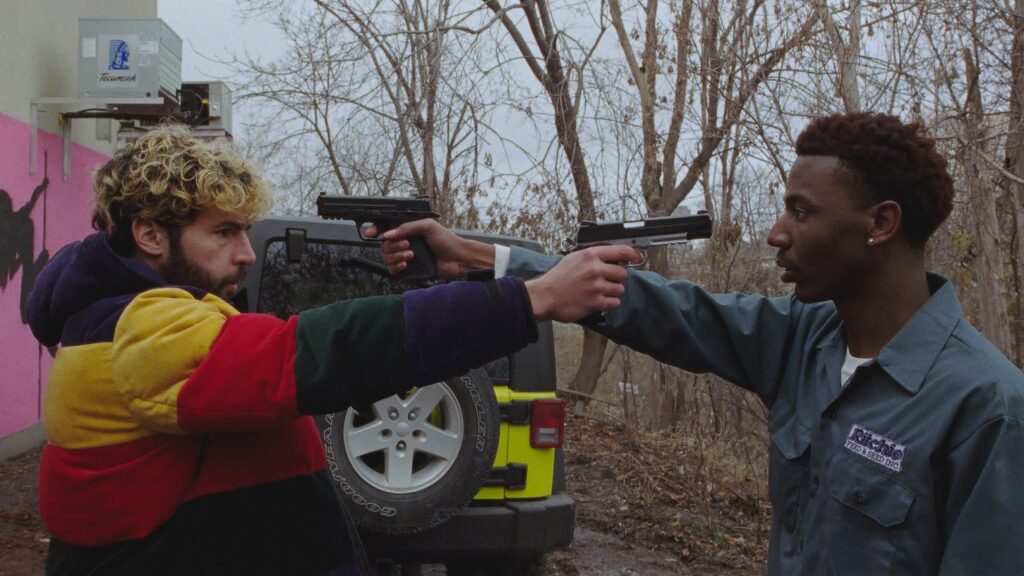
1,173,50,325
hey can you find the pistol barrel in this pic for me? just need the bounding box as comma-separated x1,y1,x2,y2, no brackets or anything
571,212,712,251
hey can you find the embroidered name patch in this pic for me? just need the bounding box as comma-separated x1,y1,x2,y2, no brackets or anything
845,424,905,472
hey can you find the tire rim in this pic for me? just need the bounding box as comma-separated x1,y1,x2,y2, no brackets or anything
343,382,465,494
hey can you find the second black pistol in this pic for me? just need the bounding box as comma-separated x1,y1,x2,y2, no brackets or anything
317,194,440,281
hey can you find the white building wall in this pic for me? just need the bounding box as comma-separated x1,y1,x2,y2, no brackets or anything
0,0,158,142
0,0,160,459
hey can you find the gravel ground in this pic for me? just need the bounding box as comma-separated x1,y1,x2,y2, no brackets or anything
0,411,767,575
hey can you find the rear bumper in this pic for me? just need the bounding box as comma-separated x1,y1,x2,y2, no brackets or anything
361,493,575,562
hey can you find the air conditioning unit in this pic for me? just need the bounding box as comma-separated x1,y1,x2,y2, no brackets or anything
77,18,181,114
180,81,233,138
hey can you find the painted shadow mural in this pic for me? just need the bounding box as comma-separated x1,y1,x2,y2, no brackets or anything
1,173,50,325
0,112,109,438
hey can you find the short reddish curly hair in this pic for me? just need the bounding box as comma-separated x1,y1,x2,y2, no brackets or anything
795,112,954,246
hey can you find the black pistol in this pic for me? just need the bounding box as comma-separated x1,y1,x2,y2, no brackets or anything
317,194,440,282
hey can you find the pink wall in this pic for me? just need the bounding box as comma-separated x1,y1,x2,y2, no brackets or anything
0,112,110,437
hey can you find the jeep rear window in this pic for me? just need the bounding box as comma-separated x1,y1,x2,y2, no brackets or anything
258,240,404,318
258,239,510,385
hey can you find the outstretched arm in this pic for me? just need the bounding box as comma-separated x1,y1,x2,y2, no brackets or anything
21,176,49,216
507,244,804,401
377,218,801,395
374,218,643,323
113,279,539,432
112,239,640,434
373,218,499,279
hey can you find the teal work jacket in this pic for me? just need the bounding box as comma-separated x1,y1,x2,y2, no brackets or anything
507,247,1024,575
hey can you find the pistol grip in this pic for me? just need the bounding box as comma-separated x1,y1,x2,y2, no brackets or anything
400,235,438,282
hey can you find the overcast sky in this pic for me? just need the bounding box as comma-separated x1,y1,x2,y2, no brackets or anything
154,1,705,216
157,0,283,138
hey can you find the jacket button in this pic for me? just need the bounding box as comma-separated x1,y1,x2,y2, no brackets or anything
854,491,864,504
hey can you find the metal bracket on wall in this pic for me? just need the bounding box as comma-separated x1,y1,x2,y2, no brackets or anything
29,97,164,181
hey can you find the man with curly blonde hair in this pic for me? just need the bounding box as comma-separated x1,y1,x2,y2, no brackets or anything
90,124,272,300
27,124,640,575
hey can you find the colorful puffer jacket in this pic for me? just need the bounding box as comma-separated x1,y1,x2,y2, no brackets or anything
27,232,537,576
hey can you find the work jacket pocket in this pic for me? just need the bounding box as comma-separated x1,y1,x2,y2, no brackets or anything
826,452,915,575
768,417,811,536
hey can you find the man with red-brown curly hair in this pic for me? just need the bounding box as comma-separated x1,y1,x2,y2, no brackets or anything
26,124,640,575
382,112,1024,574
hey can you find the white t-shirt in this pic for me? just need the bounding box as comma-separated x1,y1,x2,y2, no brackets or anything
841,347,874,387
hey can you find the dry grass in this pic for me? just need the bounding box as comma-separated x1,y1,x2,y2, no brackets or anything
554,323,772,569
563,408,771,570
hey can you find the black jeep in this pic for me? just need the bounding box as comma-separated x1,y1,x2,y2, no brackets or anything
233,215,574,575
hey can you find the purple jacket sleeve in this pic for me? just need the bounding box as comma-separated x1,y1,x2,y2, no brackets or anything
401,276,537,385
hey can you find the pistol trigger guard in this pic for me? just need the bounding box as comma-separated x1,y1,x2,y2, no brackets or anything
354,221,380,243
626,248,649,268
353,220,368,242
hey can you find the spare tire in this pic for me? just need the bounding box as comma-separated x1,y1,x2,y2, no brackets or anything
314,368,499,534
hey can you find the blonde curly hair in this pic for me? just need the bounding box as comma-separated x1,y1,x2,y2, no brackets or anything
92,124,272,249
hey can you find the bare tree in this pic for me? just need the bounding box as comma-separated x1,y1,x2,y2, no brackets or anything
961,47,1014,353
482,0,613,402
483,0,599,221
222,0,1024,438
232,1,498,227
913,2,1016,355
596,0,817,426
814,0,861,112
1005,0,1024,362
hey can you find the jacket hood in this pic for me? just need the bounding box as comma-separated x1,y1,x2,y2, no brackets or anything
28,233,165,346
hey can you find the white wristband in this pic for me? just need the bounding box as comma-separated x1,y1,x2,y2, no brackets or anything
493,244,511,278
